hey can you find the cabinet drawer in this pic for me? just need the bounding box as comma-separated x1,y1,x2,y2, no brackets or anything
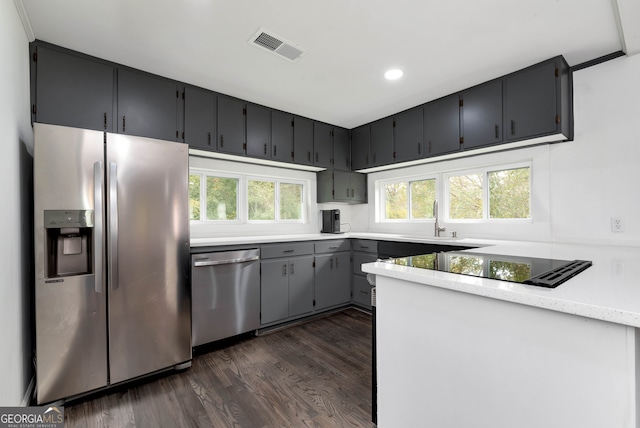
351,239,378,253
353,276,373,307
261,242,314,259
315,239,349,254
353,252,378,275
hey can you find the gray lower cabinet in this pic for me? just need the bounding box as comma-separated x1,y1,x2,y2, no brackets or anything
351,239,378,310
314,248,351,311
260,255,314,325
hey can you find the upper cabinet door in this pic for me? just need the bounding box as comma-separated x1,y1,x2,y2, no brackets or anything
461,80,503,150
394,107,423,163
117,69,179,141
217,96,246,155
313,122,333,168
506,59,558,141
424,94,460,157
333,127,350,171
370,117,394,167
35,46,114,132
184,86,215,150
351,125,370,170
293,116,313,165
272,111,293,163
246,104,271,159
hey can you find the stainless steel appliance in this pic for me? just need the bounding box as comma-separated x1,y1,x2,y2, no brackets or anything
321,209,341,233
34,123,191,404
382,252,592,288
191,249,260,346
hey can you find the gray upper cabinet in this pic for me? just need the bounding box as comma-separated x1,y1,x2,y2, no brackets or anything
33,46,114,132
351,125,370,170
370,117,394,166
318,170,367,204
333,127,351,171
461,79,503,150
506,56,570,141
117,68,180,142
313,122,333,168
246,104,271,159
424,94,461,157
184,86,216,150
293,116,313,165
272,111,293,163
394,107,423,163
217,96,245,155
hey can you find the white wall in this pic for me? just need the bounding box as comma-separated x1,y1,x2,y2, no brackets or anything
0,2,34,405
551,54,640,245
363,54,640,245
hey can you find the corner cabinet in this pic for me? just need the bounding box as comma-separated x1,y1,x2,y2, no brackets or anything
317,170,367,204
351,125,371,170
505,56,572,142
332,127,351,172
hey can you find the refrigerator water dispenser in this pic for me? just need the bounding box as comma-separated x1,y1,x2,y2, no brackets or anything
44,210,94,277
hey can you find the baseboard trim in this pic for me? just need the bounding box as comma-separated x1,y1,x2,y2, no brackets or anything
21,375,35,406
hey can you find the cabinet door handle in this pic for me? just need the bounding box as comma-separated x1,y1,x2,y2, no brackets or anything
335,257,339,269
264,143,267,155
330,258,333,269
290,263,294,275
307,151,311,162
283,249,294,253
282,264,287,276
418,142,421,155
351,189,354,198
208,132,211,145
510,120,516,136
315,152,319,163
220,134,224,147
495,124,499,139
273,145,277,156
122,115,126,133
104,112,107,130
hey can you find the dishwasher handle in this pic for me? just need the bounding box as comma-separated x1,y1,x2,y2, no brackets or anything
193,255,259,267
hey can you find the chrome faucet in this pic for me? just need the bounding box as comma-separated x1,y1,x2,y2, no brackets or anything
433,200,446,237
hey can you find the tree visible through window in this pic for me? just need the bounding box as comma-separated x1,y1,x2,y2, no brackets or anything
248,180,275,221
489,167,530,219
188,174,201,221
449,174,483,219
280,183,303,220
383,179,436,220
206,176,238,220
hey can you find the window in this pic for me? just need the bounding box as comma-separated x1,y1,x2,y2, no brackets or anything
382,178,436,221
446,165,530,221
190,169,306,224
189,173,239,221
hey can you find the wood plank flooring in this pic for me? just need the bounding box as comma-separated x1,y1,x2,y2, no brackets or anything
63,308,373,427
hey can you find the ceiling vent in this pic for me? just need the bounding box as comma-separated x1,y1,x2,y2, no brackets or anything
249,29,305,61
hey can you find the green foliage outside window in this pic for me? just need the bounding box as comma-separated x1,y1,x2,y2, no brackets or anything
248,180,275,221
206,176,238,220
488,167,530,219
449,174,483,219
384,179,435,220
188,174,201,221
280,183,302,220
410,179,436,219
385,183,407,219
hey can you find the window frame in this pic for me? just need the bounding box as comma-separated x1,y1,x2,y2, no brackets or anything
189,170,242,224
378,175,439,222
443,161,532,223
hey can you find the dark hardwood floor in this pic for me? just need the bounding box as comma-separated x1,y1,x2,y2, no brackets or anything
63,308,373,427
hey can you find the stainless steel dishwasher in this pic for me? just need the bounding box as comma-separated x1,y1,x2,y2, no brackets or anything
191,248,260,346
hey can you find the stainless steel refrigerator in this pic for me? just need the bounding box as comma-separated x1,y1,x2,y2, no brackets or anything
34,123,191,404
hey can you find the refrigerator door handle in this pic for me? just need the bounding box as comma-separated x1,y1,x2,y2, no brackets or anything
94,161,104,293
109,161,119,291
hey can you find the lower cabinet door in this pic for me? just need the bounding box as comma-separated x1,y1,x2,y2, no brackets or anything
261,260,289,324
353,275,372,309
288,256,314,317
314,254,334,311
334,252,352,305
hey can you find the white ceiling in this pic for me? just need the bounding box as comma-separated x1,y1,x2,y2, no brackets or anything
16,0,639,129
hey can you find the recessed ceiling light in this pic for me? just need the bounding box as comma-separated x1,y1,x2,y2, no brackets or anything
384,69,403,80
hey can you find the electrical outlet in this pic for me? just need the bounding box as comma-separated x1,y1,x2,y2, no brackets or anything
611,260,625,278
611,217,625,232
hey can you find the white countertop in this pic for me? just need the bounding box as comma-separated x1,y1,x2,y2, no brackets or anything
363,240,640,328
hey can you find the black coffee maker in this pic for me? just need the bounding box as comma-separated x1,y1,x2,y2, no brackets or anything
321,209,341,233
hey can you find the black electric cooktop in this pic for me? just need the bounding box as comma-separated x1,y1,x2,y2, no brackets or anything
382,252,592,288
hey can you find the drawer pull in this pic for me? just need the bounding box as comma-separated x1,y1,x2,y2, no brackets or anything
283,249,294,253
359,290,369,294
329,246,339,249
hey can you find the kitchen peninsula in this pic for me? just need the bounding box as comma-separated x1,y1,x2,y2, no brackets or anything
363,241,640,428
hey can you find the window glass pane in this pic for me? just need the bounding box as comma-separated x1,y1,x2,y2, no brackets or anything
410,179,436,219
385,182,407,219
449,174,483,219
188,174,201,221
280,183,303,220
248,180,275,220
206,176,238,220
489,167,530,219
